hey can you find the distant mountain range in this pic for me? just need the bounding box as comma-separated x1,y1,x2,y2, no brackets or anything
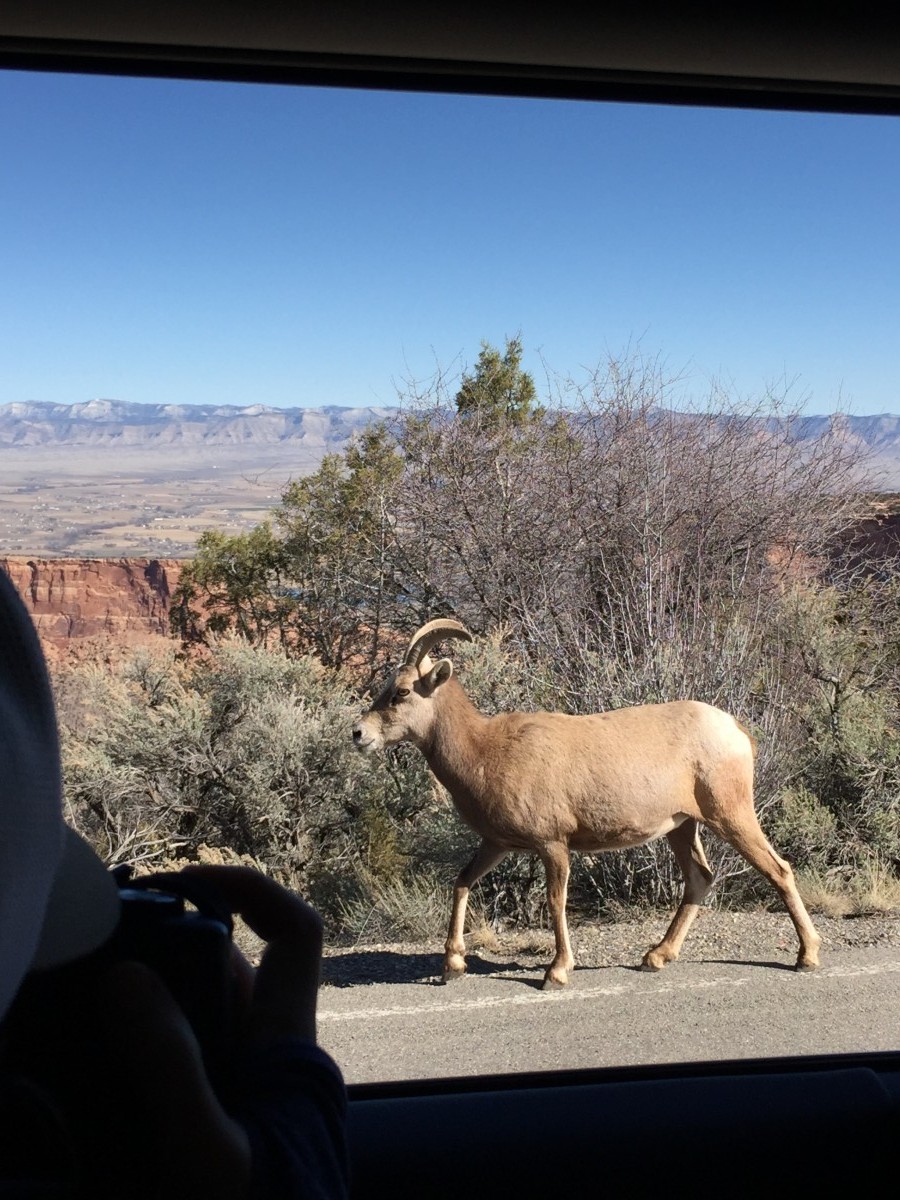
0,399,395,457
2,401,899,559
762,412,900,490
3,400,900,488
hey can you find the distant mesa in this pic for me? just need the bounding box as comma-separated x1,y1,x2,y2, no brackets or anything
0,401,400,559
6,399,899,484
3,401,900,563
0,400,397,449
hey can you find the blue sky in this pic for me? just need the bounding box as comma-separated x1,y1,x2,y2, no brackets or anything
2,69,899,415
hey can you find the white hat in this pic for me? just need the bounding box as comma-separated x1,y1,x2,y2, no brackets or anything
0,568,121,1021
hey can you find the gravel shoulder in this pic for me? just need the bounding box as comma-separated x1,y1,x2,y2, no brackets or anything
318,909,900,987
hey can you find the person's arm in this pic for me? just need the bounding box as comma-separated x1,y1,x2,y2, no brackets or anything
77,867,348,1200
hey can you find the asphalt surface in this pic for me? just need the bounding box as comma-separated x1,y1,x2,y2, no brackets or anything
317,944,900,1084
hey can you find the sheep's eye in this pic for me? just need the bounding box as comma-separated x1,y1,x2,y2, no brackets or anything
391,687,410,705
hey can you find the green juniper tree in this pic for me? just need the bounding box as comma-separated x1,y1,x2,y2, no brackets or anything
170,523,289,647
453,335,540,426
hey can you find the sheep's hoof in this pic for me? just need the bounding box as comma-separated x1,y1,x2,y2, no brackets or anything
640,950,668,972
441,961,467,984
795,960,819,973
541,972,568,991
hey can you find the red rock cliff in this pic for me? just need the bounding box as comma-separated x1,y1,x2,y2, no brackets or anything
0,557,185,656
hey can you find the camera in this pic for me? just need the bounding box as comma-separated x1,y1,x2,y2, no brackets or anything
1,868,236,1086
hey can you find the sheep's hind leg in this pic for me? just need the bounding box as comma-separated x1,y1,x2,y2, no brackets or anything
642,820,713,972
710,815,821,971
442,840,507,983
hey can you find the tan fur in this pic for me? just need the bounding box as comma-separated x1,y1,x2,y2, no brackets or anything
352,627,820,988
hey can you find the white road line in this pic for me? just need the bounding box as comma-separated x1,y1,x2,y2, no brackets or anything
318,974,750,1023
317,958,900,1024
820,959,900,978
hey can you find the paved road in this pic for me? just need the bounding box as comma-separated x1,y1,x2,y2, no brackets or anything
317,946,900,1084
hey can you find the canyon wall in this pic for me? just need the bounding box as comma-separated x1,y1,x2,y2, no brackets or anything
1,556,184,659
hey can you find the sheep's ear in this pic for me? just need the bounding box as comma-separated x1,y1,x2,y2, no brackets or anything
424,658,453,692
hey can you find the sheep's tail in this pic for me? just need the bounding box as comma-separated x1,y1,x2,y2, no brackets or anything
736,719,758,760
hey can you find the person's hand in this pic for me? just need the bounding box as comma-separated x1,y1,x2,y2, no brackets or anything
68,868,326,1199
181,864,325,1045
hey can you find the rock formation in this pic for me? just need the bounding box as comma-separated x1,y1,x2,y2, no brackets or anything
1,556,183,659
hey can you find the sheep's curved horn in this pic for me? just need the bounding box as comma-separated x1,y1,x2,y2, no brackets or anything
404,619,473,667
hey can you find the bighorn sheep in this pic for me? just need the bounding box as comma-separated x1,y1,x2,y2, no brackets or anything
352,619,821,989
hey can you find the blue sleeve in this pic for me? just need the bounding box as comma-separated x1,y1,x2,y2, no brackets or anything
229,1038,350,1200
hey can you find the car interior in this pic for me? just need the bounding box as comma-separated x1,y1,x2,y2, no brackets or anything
2,5,899,1194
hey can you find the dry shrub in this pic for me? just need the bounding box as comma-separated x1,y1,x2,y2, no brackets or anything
795,871,856,918
847,859,900,915
333,865,487,946
53,639,421,898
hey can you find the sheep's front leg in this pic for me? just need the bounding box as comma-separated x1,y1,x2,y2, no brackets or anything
443,840,507,983
540,842,575,989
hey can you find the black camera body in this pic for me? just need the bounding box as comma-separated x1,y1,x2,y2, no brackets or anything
1,870,235,1087
103,873,235,1074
